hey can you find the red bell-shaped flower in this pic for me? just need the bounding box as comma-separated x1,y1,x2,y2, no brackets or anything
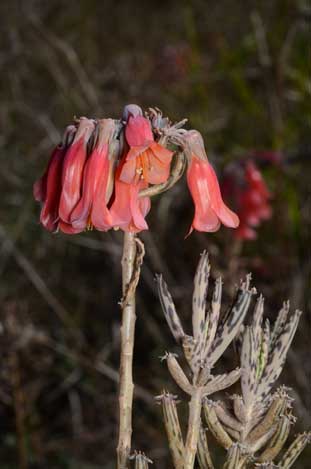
186,130,239,234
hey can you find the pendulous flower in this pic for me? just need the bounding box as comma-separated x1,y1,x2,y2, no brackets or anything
185,130,239,234
109,104,173,232
120,104,174,186
70,119,117,232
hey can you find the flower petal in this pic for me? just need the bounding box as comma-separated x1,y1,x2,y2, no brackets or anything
39,147,66,232
187,157,221,233
125,115,154,147
205,162,239,228
147,143,173,184
71,145,109,230
59,118,95,223
110,178,150,232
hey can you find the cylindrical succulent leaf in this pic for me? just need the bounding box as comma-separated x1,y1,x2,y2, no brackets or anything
192,251,210,340
156,274,185,342
202,277,222,359
278,432,311,468
257,310,302,401
223,443,244,469
214,402,243,433
269,300,290,352
203,399,233,449
246,389,290,446
257,412,292,462
129,451,153,468
197,425,215,469
165,353,194,395
155,392,184,468
202,368,241,395
206,276,255,368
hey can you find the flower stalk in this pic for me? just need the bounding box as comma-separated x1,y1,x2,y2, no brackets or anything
117,231,144,468
183,387,204,469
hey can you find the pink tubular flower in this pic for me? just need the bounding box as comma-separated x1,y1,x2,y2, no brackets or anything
120,105,173,185
234,161,272,240
186,130,239,234
109,159,151,233
59,118,95,224
70,119,117,232
33,125,76,232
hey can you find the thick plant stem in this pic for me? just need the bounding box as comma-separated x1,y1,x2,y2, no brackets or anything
183,388,203,469
117,232,138,469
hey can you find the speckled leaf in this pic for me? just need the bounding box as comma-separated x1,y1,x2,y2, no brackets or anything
129,452,153,468
258,413,291,462
257,310,302,400
166,353,194,395
203,368,241,395
206,280,254,367
192,251,210,339
269,300,290,352
241,326,258,408
157,392,184,467
197,425,215,469
156,274,184,342
203,277,222,358
223,444,243,469
252,295,265,352
278,432,311,468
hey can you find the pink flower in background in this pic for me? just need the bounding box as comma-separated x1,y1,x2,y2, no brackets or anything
185,130,239,234
222,159,272,240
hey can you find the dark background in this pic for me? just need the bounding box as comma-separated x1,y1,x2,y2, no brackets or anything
0,1,310,467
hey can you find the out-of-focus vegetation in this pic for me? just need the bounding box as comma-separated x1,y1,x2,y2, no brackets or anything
0,1,310,467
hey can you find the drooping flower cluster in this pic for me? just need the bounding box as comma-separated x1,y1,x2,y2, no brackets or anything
222,159,272,240
34,105,239,235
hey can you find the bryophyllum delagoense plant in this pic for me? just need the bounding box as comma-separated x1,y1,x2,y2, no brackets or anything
32,105,309,468
33,105,239,235
156,252,309,468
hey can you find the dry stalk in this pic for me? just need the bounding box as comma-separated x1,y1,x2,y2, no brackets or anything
117,232,144,468
183,388,204,469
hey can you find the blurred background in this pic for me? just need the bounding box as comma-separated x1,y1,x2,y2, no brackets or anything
0,0,310,467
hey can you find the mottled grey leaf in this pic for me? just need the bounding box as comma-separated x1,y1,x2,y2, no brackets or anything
278,432,311,468
182,335,197,373
257,310,302,400
203,399,233,449
166,353,194,395
256,319,270,380
157,392,184,467
192,251,210,339
203,368,241,395
252,295,265,352
241,326,258,408
156,274,184,342
206,281,254,367
214,401,243,432
197,425,215,469
223,443,243,469
203,277,222,359
258,413,291,462
270,300,290,352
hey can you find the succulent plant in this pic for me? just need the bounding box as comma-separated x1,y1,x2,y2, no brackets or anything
156,252,309,468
